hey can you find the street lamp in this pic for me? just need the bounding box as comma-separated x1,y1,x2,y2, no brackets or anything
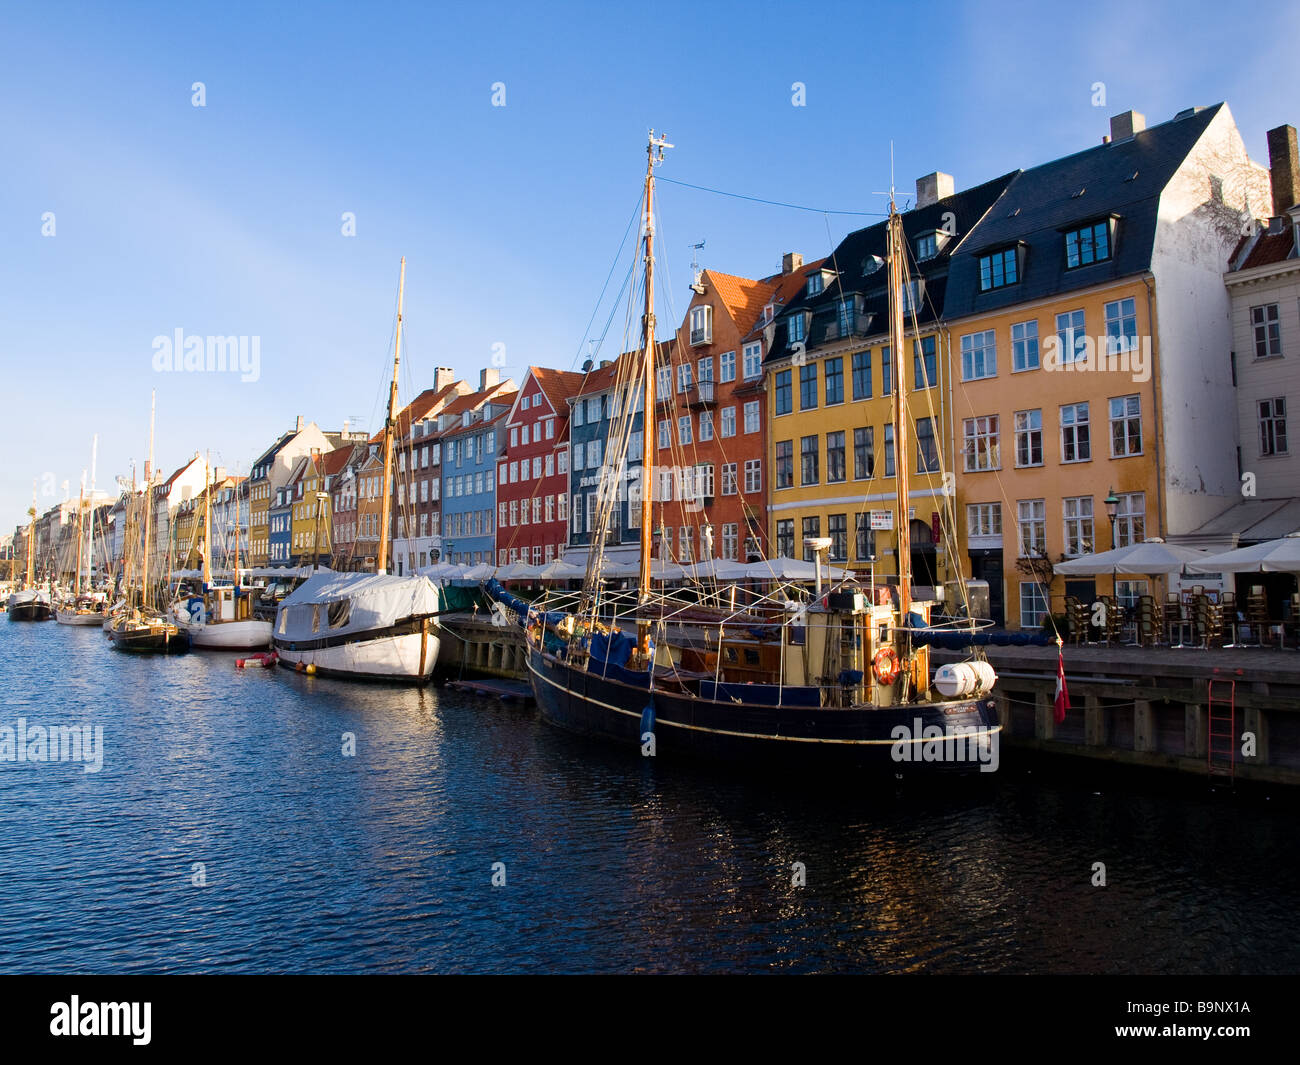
1104,488,1120,548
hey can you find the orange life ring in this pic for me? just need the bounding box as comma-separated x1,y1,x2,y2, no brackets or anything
872,646,901,685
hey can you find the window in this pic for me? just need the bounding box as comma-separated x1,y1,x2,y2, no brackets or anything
826,431,846,482
656,365,672,397
1260,397,1288,456
836,298,855,338
776,440,794,488
827,514,848,561
695,464,715,500
1063,496,1094,557
1014,409,1043,467
744,460,761,494
916,233,937,260
573,402,584,428
699,410,714,441
722,463,738,495
698,356,714,383
776,520,794,558
884,425,895,478
806,272,823,297
1114,492,1145,547
720,350,736,382
963,416,1000,472
1065,220,1111,268
799,364,817,410
1056,309,1087,365
774,370,793,415
508,499,518,526
720,406,736,437
678,415,693,445
800,435,819,485
545,419,554,439
1104,297,1138,354
721,523,738,560
1109,395,1142,456
801,516,821,561
1017,499,1046,557
1115,579,1147,611
677,364,692,393
1011,320,1039,372
916,418,940,473
689,305,713,345
743,342,762,380
824,357,844,404
978,247,1019,290
658,419,670,449
545,453,554,477
1253,304,1282,358
966,503,1002,538
845,427,872,482
881,345,892,395
855,513,874,560
558,494,568,522
743,401,760,434
1061,402,1091,462
573,443,585,470
851,350,871,399
558,449,568,474
788,314,806,345
913,336,936,388
1020,583,1049,628
545,495,554,522
679,527,694,563
961,330,997,380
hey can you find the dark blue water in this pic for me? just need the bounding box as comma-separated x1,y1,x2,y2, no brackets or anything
1,620,1297,974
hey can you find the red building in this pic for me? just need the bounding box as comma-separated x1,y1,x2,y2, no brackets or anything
495,366,584,566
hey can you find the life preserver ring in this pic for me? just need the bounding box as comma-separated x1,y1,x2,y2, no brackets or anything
872,647,901,685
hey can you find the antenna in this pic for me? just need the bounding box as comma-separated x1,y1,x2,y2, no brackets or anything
689,240,706,293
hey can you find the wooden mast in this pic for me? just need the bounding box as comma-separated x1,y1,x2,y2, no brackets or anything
202,453,212,588
377,256,406,575
142,390,156,611
26,481,36,589
233,470,242,614
887,200,912,623
638,131,671,639
73,474,86,598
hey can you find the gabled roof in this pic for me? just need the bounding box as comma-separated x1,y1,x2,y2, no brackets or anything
703,269,778,334
741,257,829,340
252,431,295,470
321,444,358,478
523,366,585,418
946,104,1223,316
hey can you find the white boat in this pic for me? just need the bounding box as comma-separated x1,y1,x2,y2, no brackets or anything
273,571,441,680
174,584,272,649
56,594,107,626
8,588,53,622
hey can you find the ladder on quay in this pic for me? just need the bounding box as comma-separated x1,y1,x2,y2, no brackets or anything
1207,673,1236,783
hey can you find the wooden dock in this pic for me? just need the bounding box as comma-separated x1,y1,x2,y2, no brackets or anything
446,677,534,704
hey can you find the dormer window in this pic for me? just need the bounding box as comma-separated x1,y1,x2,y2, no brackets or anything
978,246,1020,291
689,305,713,345
1064,219,1114,268
916,232,938,260
788,312,807,345
762,303,775,323
462,411,472,428
805,273,824,297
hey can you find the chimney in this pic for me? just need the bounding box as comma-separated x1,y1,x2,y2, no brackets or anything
1267,124,1299,216
342,418,349,435
295,415,304,432
915,172,955,209
479,367,499,391
435,366,456,391
781,252,803,275
1109,110,1146,142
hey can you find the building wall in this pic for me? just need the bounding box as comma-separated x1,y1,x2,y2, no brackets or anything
439,421,501,566
496,373,573,566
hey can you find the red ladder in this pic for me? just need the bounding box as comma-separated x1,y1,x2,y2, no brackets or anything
1207,672,1237,782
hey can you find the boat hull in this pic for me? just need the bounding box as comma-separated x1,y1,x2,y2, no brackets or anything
179,618,273,650
526,644,1000,774
8,598,52,622
106,621,191,654
55,609,106,626
274,618,439,682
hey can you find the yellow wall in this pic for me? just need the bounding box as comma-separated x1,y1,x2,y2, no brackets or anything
949,278,1162,627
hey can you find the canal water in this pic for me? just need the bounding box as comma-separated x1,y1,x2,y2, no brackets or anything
2,621,1296,974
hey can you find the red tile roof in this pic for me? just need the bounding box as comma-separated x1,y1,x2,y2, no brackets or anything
705,269,779,333
527,366,586,415
321,445,357,478
1239,227,1296,270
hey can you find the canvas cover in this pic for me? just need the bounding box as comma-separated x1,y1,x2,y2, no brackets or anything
275,573,441,642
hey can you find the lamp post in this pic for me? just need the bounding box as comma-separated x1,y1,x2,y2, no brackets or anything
1104,488,1120,548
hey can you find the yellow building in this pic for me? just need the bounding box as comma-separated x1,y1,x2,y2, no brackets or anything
289,452,333,564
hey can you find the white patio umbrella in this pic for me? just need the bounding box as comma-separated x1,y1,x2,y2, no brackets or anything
1053,538,1209,577
684,558,750,581
742,555,855,581
460,562,495,580
496,560,542,581
418,561,466,579
1188,532,1300,574
536,559,584,581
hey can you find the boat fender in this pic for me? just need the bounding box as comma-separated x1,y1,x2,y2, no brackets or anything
872,647,901,685
640,701,655,739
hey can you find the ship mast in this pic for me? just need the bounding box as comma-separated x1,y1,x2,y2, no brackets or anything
142,390,156,611
377,256,406,575
887,199,912,623
73,473,86,598
202,453,212,587
26,481,36,589
638,130,671,640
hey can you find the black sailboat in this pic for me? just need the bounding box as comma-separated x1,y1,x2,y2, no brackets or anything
8,484,53,621
489,132,1003,775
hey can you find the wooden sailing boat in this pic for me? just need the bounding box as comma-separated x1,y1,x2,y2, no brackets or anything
173,460,272,649
56,438,109,625
8,482,53,621
106,392,190,653
272,258,443,681
491,133,1002,774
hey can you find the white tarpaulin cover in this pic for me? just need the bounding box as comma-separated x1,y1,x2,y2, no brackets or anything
275,572,442,642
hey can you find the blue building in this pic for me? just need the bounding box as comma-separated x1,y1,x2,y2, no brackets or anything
437,373,516,567
268,484,293,565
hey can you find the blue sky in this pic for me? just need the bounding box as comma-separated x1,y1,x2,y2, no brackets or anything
1,0,1294,531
